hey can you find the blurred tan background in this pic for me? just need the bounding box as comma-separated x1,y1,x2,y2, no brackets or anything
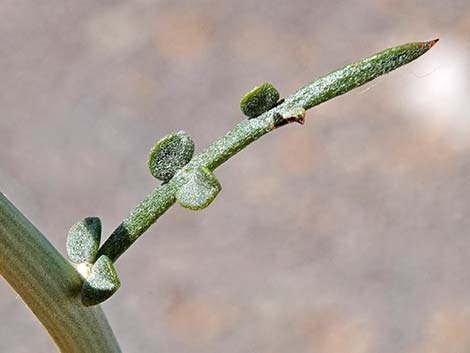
1,0,469,352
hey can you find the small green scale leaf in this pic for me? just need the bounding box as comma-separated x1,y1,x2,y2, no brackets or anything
81,255,120,307
66,217,101,264
240,82,280,118
176,166,221,210
148,131,195,181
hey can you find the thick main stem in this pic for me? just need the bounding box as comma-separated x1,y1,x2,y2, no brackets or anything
0,194,121,353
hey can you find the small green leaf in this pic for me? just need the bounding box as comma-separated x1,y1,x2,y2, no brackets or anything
81,255,120,307
240,82,280,118
66,217,101,264
176,166,221,210
148,131,195,181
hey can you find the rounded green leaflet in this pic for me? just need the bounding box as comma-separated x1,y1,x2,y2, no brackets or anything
148,131,195,182
240,82,280,118
81,255,120,307
176,166,221,210
66,217,101,264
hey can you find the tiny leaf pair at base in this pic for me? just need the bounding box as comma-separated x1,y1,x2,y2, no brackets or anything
66,217,120,306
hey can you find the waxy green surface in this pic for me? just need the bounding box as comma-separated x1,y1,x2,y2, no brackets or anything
0,194,121,352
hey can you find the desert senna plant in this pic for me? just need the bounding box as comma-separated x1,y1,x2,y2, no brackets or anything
0,39,437,352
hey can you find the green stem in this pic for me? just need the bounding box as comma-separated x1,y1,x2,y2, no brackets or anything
98,183,177,262
279,39,438,112
0,193,121,353
98,39,437,263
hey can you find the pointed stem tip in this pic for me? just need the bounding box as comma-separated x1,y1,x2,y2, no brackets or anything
425,38,439,48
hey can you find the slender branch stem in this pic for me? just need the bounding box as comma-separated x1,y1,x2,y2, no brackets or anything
0,193,121,353
98,40,437,263
97,182,177,262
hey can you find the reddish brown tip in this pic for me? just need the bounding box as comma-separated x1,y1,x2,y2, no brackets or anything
426,38,439,48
